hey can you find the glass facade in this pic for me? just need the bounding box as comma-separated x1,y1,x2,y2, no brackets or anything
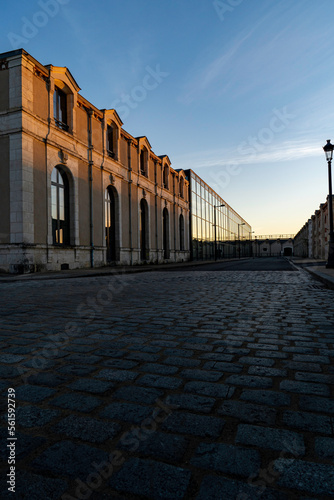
185,170,252,260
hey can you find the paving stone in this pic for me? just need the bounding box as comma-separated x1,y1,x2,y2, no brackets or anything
240,389,291,407
141,363,179,375
16,405,60,427
13,471,68,500
25,372,70,387
180,368,223,382
15,384,56,403
165,394,215,413
58,364,97,376
137,374,182,389
283,410,333,435
164,348,193,358
274,458,334,496
118,430,188,461
282,361,322,372
191,442,260,477
50,393,102,412
67,378,114,394
0,365,26,378
163,356,201,367
0,428,46,460
295,371,334,384
315,437,334,459
239,356,275,367
236,424,305,454
110,457,191,499
280,380,330,397
196,474,289,500
200,353,235,361
112,386,163,404
162,412,224,438
100,402,153,424
33,441,109,479
292,354,330,364
96,369,139,382
226,374,273,388
52,414,121,443
184,381,235,399
202,361,243,373
299,395,334,414
126,352,161,362
101,359,138,369
219,400,277,424
0,353,25,363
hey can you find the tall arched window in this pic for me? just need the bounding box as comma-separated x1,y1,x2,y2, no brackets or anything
105,187,116,261
140,148,148,177
51,167,69,245
163,207,170,259
179,177,184,198
163,165,169,189
140,199,149,260
179,214,185,251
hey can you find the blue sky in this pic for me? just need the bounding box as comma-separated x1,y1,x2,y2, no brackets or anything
1,0,334,235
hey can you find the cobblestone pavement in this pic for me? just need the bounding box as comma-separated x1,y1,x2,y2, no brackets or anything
0,264,334,499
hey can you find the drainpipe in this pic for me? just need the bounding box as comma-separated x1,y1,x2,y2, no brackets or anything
45,68,52,264
88,109,94,268
128,139,133,265
173,174,176,261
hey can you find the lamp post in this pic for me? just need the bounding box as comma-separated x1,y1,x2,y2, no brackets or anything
323,140,334,268
214,204,225,261
238,223,245,259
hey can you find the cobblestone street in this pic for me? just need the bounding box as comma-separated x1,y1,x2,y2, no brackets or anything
1,259,334,499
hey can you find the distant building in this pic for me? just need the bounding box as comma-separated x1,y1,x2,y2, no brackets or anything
294,197,334,259
183,169,252,260
0,49,190,273
252,235,294,257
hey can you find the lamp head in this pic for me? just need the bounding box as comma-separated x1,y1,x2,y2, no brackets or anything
323,140,334,162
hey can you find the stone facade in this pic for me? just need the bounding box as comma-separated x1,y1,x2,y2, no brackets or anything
0,49,190,273
294,197,334,259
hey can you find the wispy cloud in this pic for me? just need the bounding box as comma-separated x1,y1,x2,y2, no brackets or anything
174,139,321,171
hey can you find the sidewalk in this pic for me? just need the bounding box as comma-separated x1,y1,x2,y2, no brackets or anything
0,258,246,283
291,257,334,290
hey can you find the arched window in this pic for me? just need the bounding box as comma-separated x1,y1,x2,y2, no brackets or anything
105,187,116,261
54,86,69,131
179,214,185,251
163,207,170,259
140,148,148,177
107,124,115,158
140,199,149,260
163,165,169,189
51,167,69,245
179,176,184,198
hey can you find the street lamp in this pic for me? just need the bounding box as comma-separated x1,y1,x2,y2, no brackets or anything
323,140,334,268
238,223,245,259
214,204,225,261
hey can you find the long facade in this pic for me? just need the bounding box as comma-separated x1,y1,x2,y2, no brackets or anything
184,170,252,260
294,197,334,259
0,49,190,273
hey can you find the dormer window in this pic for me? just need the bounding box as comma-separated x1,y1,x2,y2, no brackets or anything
140,148,148,177
54,86,68,131
163,165,169,189
107,124,115,158
179,176,184,198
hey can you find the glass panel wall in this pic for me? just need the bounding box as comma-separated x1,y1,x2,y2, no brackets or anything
187,170,252,260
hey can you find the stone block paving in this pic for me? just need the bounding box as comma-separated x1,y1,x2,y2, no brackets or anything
0,268,334,499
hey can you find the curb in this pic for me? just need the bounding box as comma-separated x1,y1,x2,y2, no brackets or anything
303,267,334,291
